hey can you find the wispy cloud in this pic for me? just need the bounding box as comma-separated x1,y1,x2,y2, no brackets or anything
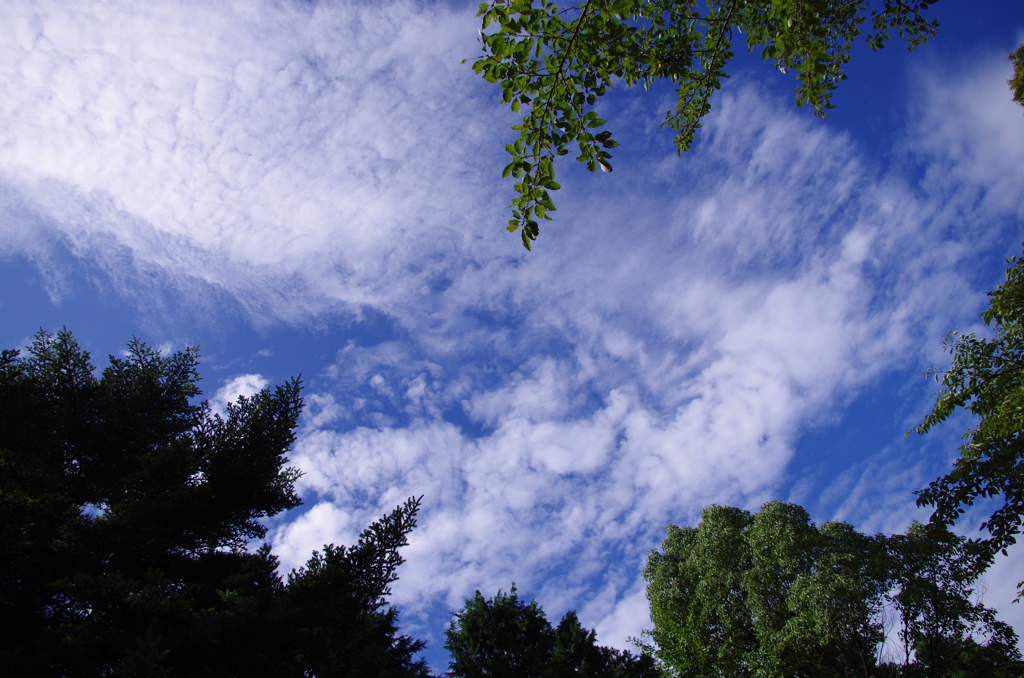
278,60,1022,649
0,0,503,319
1,0,1021,660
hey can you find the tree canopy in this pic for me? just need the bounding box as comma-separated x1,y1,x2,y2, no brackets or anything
471,0,940,248
887,522,1021,675
445,585,662,677
912,250,1024,595
643,501,1020,678
0,329,428,677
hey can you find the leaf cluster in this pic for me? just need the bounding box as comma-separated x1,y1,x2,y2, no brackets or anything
472,0,940,248
912,250,1024,571
1010,44,1024,110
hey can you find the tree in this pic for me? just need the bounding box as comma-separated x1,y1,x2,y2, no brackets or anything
0,329,429,677
886,522,1021,677
277,497,431,678
644,502,886,677
445,585,662,677
445,586,554,677
643,501,1020,678
1010,44,1024,109
911,251,1024,581
471,0,940,248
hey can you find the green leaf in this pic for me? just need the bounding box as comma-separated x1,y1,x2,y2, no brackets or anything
471,0,940,250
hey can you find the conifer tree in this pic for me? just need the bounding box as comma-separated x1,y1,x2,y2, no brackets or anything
0,329,429,677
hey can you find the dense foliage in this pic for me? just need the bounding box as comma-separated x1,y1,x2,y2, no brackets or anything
0,330,428,677
912,251,1024,589
643,501,1021,678
445,586,662,677
1010,44,1024,109
471,0,940,248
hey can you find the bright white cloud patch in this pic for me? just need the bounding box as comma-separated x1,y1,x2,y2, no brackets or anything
273,501,361,573
0,0,501,320
1,0,1022,664
211,373,269,417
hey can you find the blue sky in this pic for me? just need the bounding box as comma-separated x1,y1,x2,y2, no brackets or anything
1,0,1022,671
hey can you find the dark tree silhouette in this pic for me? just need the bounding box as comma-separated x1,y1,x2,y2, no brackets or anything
0,329,428,677
445,585,661,677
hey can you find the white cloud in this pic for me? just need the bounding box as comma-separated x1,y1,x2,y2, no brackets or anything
591,579,651,649
0,0,504,320
1,0,1022,661
210,373,269,417
908,53,1024,223
982,545,1024,633
273,501,360,572
274,61,1022,652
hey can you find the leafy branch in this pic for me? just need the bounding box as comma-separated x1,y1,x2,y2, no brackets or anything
472,0,939,249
